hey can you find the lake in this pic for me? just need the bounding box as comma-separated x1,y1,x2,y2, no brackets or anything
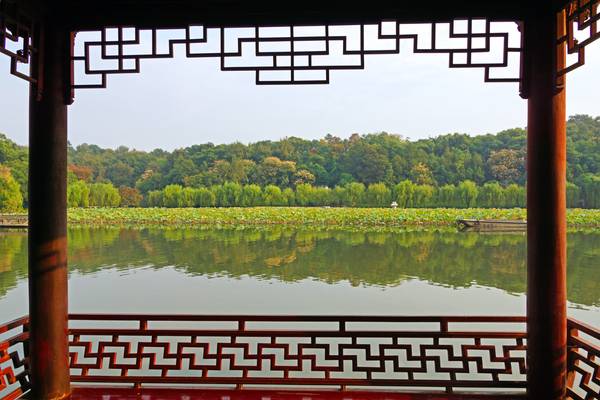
0,227,598,325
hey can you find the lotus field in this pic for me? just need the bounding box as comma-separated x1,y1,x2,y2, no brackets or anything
66,207,600,228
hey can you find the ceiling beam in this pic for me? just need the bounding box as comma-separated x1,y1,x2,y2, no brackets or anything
58,0,536,30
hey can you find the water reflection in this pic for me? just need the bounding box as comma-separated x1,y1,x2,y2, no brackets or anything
0,227,598,307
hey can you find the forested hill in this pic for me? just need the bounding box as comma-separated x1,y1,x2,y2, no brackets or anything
0,114,599,210
70,114,598,188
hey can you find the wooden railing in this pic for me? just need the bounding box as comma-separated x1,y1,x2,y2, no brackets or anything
0,314,598,399
567,318,600,400
67,314,528,394
0,317,28,400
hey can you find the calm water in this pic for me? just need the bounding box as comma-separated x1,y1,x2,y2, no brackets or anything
0,227,598,324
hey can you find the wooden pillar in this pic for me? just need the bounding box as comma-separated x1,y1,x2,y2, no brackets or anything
28,21,71,400
525,9,567,400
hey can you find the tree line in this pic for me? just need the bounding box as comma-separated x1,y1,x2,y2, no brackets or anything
67,180,529,208
1,114,599,211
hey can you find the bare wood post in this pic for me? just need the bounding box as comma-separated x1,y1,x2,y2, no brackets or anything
525,8,567,400
28,21,71,400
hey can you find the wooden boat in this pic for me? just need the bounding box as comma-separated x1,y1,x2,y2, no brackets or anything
457,218,527,231
0,214,28,229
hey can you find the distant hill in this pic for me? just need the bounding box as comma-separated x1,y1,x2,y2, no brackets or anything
1,114,599,209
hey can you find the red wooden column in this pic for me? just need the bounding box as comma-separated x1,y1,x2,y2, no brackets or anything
524,8,567,400
28,20,71,400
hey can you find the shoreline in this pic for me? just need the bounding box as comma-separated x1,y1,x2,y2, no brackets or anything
3,207,600,228
62,207,600,228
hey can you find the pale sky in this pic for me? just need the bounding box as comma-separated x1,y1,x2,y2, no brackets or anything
1,25,600,152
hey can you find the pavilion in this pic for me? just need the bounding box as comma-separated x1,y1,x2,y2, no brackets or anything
0,0,599,399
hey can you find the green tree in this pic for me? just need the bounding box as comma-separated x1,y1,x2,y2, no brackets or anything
365,183,391,207
182,187,196,207
165,153,198,185
580,174,600,208
332,186,347,207
295,183,315,206
344,182,365,207
477,182,504,208
455,180,479,208
146,190,163,207
254,157,296,187
194,187,216,207
394,180,415,208
230,159,256,184
337,173,355,186
68,180,90,207
136,170,163,193
566,182,581,208
221,182,243,206
0,134,28,205
0,165,23,212
437,184,456,207
239,184,263,207
413,185,435,207
263,185,286,206
163,184,184,208
313,186,333,206
89,182,120,207
211,183,241,207
282,188,296,206
342,142,391,185
504,184,526,208
106,161,135,187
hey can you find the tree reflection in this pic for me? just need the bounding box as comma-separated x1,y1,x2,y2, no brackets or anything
0,227,598,306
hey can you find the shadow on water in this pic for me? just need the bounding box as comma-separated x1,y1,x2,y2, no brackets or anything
0,226,599,307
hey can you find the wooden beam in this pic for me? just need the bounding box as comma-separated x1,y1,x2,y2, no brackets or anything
525,8,567,400
61,0,531,30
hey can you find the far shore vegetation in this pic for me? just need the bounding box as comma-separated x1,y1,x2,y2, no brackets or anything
65,207,600,228
1,114,599,213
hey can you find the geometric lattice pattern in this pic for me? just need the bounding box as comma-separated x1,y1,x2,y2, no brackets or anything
559,0,600,76
72,19,522,89
0,316,29,400
567,318,600,400
7,2,600,97
0,0,37,84
68,315,527,394
3,314,598,398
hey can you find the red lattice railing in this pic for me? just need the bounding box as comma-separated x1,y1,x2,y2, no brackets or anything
0,317,28,400
567,318,600,400
1,315,599,399
67,315,528,394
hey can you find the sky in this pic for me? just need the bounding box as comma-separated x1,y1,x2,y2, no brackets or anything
1,23,600,152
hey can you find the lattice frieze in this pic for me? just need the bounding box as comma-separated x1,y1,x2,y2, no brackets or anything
559,0,600,76
0,0,38,84
68,315,527,393
71,19,522,89
0,317,29,400
3,2,600,101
